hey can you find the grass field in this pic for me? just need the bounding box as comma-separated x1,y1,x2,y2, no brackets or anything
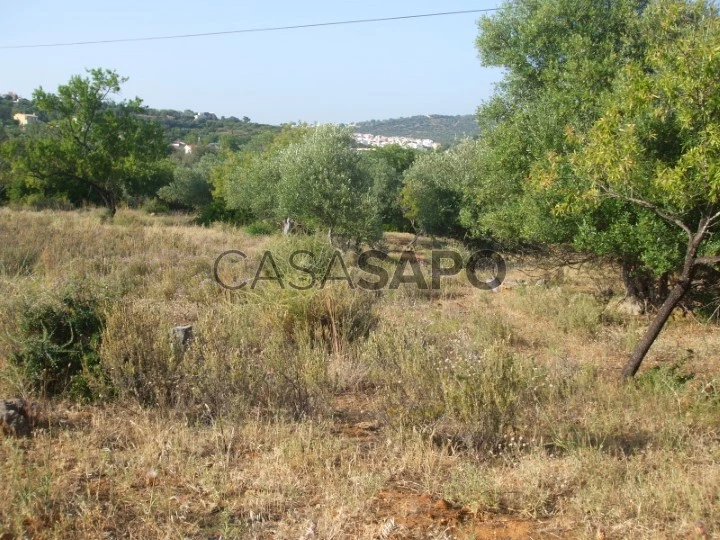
1,208,718,539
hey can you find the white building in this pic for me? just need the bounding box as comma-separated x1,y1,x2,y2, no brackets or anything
13,113,40,126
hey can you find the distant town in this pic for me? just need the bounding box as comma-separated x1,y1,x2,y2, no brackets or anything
353,132,441,150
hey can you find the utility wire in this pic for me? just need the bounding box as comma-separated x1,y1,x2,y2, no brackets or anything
0,8,500,50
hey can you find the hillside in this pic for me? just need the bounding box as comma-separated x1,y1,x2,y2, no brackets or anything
140,108,281,147
352,114,478,146
2,93,281,148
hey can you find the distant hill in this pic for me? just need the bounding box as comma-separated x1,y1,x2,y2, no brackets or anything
352,114,478,146
141,108,281,147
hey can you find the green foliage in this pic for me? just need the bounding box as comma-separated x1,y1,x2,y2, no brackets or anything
194,197,252,226
465,0,720,306
158,153,217,210
211,124,311,225
275,125,382,245
10,287,106,398
142,107,280,147
401,140,475,237
568,0,720,251
637,357,695,393
220,124,382,246
219,147,281,220
245,221,276,236
141,198,171,214
465,0,648,246
364,145,417,231
2,69,171,215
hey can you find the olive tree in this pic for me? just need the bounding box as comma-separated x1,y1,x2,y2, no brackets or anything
275,125,382,247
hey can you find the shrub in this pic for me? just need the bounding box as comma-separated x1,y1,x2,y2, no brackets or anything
268,287,378,353
157,156,214,210
195,198,252,226
245,221,276,236
141,197,171,214
9,286,106,398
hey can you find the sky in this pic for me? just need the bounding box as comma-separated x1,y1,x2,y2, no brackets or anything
1,1,504,126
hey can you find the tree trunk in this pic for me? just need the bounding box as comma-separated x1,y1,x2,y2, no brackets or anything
621,260,641,299
622,220,709,379
621,278,691,379
98,188,116,217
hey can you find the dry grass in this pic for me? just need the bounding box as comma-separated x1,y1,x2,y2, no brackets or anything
0,208,719,539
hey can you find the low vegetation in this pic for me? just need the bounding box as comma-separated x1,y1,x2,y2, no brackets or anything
1,0,719,537
1,209,718,538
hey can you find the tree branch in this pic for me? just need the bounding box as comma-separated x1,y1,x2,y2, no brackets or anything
599,185,693,239
696,256,720,266
708,209,720,226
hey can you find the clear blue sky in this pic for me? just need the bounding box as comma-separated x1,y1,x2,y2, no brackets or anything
1,1,503,125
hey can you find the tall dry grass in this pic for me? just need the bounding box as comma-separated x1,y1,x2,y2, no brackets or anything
0,208,718,538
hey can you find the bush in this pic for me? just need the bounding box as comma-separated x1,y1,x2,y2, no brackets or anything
157,157,214,210
245,221,276,236
195,198,252,226
268,287,378,352
141,198,171,214
9,286,106,398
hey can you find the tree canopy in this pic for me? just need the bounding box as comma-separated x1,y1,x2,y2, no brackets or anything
218,124,385,247
3,69,171,215
467,0,720,376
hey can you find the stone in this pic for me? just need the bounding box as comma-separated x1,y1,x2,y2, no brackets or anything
1,398,32,438
170,325,194,351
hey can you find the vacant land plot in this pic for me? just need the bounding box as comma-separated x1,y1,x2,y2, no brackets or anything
0,209,718,539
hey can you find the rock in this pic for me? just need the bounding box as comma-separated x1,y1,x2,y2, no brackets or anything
1,398,32,438
170,325,193,350
535,279,549,287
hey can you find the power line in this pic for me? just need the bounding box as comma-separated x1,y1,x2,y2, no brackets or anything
0,8,500,50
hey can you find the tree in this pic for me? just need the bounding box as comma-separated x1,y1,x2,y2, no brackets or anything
219,124,382,246
401,141,474,239
157,153,217,210
3,69,170,215
220,148,281,220
466,0,654,292
275,125,382,247
364,145,418,231
470,0,720,377
566,0,720,377
214,124,310,223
